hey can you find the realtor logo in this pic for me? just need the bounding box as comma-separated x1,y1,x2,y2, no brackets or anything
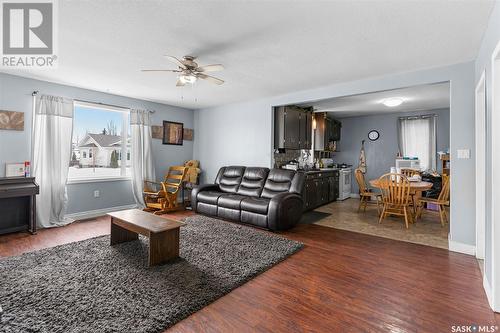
1,0,57,68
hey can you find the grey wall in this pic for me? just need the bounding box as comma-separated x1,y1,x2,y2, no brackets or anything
0,73,194,215
194,61,475,248
474,1,500,308
334,108,450,194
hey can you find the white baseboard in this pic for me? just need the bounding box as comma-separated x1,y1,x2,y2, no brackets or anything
65,204,138,221
448,236,476,256
483,274,496,312
350,193,360,199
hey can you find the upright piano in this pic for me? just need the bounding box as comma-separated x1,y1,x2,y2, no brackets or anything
0,177,39,235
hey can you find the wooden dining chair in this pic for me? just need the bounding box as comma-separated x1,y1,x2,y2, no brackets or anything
416,174,450,227
354,168,381,214
378,173,413,228
143,166,188,215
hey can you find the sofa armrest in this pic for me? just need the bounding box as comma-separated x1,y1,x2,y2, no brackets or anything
191,183,221,212
267,192,304,231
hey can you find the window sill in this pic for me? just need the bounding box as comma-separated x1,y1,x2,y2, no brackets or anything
67,177,132,185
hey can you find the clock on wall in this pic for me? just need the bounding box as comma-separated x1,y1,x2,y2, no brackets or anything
368,130,380,141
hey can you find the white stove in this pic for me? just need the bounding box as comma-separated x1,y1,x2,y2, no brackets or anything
338,167,352,201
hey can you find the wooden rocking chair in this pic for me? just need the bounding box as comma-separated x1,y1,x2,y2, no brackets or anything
143,166,188,215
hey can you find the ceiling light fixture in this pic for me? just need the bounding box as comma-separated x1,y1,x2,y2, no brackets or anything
382,97,404,107
179,74,197,84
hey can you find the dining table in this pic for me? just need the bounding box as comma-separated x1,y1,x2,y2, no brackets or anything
369,179,433,193
369,178,434,216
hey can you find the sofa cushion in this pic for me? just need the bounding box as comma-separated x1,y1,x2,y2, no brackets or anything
237,167,270,197
241,211,267,228
241,197,270,214
197,191,225,205
261,169,296,199
218,194,247,210
215,166,246,193
217,207,241,221
197,202,218,216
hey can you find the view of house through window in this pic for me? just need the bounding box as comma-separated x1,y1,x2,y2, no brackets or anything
68,102,131,180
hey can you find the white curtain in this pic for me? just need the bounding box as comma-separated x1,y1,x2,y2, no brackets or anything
398,115,437,171
33,95,74,228
130,109,155,207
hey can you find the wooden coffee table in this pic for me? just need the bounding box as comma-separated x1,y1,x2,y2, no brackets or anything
107,209,184,267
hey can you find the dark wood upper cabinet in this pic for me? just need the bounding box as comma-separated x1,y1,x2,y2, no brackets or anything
314,112,341,151
274,106,312,150
331,119,341,142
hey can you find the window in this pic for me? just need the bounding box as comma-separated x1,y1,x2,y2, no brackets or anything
68,101,131,182
398,115,437,171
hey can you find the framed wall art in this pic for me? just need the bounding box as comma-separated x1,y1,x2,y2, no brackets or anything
163,121,184,145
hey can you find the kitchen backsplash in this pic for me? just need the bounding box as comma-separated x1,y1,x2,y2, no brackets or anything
273,149,301,168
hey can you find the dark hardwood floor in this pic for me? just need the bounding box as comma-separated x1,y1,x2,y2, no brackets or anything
0,212,498,332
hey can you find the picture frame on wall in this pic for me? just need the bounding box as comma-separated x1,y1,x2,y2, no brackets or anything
162,121,184,145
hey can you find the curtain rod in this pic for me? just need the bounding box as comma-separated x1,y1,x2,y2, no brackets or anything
32,91,155,113
399,114,437,120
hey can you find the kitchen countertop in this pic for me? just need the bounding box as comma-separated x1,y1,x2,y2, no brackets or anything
301,168,339,174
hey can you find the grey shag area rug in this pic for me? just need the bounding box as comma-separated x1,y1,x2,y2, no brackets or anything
0,215,303,333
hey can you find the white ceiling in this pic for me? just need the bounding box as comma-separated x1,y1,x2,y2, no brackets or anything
0,1,494,109
305,82,450,118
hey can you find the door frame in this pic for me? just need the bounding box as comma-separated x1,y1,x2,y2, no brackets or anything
475,70,486,260
489,40,500,312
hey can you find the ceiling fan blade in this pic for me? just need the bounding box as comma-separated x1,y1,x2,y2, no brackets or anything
176,78,185,87
164,55,187,69
197,73,224,85
141,69,181,72
196,64,224,72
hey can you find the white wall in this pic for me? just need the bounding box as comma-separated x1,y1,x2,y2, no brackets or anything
474,0,500,312
194,62,476,249
0,73,194,215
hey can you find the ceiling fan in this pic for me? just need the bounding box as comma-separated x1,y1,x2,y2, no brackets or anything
141,55,224,86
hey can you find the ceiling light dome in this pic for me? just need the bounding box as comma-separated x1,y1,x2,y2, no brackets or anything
382,97,404,107
179,74,197,84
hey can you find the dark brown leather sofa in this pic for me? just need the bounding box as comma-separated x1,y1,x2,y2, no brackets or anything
191,166,305,231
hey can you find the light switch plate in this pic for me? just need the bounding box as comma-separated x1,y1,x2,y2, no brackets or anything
94,190,100,198
457,149,470,159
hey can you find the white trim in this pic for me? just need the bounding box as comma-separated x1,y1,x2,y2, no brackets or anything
74,100,130,113
475,69,486,260
67,177,132,184
64,204,138,221
350,193,360,199
490,40,500,314
448,236,475,256
483,274,497,312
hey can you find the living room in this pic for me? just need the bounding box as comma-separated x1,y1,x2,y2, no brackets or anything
1,1,500,332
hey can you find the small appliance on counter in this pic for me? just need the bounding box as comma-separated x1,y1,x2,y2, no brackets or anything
320,158,334,168
282,160,299,171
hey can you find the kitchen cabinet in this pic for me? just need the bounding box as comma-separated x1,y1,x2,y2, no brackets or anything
328,174,339,202
314,113,341,151
299,108,313,149
302,170,339,211
274,106,313,150
331,119,341,142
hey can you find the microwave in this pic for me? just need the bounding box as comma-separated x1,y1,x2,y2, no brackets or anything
395,159,421,170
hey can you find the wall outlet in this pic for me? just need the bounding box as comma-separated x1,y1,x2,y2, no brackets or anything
93,190,100,198
457,149,470,159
